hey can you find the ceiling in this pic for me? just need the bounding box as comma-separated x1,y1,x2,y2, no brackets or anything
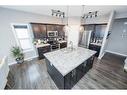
1,5,127,17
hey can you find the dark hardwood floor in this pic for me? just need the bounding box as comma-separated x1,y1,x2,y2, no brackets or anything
6,53,127,89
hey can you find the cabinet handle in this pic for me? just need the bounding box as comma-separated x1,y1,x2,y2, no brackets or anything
83,62,87,67
72,69,76,77
84,63,86,67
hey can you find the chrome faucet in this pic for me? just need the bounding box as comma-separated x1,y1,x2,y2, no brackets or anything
69,41,73,50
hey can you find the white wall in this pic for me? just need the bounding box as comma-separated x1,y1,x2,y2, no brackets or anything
106,18,127,56
67,17,80,47
0,7,63,65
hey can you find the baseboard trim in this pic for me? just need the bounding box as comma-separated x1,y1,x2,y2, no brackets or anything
105,50,127,57
9,55,38,65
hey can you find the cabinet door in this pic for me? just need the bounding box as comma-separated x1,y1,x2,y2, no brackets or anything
64,73,71,89
60,42,67,49
89,44,100,57
39,24,47,38
31,24,42,39
86,56,94,70
56,25,65,37
82,61,88,73
76,64,84,81
70,69,77,87
37,46,51,59
47,25,56,31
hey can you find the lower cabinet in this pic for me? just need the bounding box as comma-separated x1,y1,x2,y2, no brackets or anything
45,56,95,89
60,42,67,49
89,44,101,57
37,45,51,59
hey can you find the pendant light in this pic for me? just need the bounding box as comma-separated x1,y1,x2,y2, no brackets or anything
63,6,69,31
79,5,85,32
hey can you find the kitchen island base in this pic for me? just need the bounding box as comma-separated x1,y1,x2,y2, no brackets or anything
45,56,95,89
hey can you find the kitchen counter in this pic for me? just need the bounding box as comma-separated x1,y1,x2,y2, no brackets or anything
44,47,96,76
35,43,50,48
90,42,102,46
58,40,67,43
44,47,96,89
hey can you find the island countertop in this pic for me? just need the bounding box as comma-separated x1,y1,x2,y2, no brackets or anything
44,47,96,76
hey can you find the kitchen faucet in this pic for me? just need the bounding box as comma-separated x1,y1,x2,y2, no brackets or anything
69,41,73,50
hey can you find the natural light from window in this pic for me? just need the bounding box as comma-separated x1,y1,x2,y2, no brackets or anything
12,24,33,52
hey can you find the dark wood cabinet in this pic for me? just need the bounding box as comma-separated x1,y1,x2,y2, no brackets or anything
31,23,65,39
45,56,95,89
60,42,67,49
31,23,47,39
37,45,51,59
39,24,47,38
89,44,101,57
47,25,56,31
31,23,42,39
56,25,65,37
46,59,64,89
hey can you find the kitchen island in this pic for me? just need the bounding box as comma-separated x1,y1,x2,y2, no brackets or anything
44,47,96,89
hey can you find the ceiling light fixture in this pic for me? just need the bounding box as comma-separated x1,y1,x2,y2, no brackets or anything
80,5,85,31
82,9,98,19
63,6,70,32
51,9,65,18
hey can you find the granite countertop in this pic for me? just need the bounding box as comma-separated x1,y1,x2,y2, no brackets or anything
35,43,50,48
90,42,102,46
44,47,96,76
58,40,67,43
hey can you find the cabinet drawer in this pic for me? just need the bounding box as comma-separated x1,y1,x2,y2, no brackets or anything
38,46,50,53
89,44,100,57
37,46,51,59
60,42,67,49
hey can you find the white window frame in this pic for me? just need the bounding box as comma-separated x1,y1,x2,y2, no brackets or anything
11,23,34,53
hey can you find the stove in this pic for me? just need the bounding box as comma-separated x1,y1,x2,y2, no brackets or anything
48,41,60,51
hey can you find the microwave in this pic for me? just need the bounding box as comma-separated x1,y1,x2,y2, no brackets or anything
47,31,58,37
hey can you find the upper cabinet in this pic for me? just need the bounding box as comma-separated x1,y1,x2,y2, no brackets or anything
47,25,56,31
56,25,65,37
31,23,65,39
31,23,42,39
31,23,47,39
39,24,47,38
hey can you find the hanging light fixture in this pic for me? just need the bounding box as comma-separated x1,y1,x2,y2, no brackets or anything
81,6,98,19
63,6,70,31
79,5,85,32
51,9,65,18
82,11,98,19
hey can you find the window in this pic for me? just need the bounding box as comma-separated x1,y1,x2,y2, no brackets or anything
12,24,33,52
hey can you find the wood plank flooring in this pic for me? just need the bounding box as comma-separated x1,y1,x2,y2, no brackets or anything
6,53,127,89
